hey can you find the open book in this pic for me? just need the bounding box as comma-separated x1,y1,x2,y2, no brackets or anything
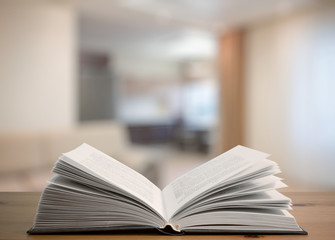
28,143,307,235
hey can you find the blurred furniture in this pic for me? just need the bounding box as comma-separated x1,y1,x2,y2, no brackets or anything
127,124,176,144
127,124,211,154
1,192,334,239
0,121,159,187
175,129,210,153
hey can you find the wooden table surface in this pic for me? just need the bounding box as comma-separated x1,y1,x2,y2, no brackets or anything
0,192,334,240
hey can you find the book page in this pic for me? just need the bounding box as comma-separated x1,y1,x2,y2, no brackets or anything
45,175,166,228
61,143,165,218
162,145,270,220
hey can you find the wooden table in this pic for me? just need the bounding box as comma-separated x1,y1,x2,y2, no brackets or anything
0,192,334,240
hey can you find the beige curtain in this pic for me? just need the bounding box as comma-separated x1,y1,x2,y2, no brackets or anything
219,30,245,152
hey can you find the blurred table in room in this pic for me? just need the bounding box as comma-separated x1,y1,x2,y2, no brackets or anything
1,192,334,240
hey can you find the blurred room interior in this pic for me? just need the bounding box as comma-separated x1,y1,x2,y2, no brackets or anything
0,0,334,191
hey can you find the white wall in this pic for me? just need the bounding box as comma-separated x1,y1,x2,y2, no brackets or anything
0,0,76,131
244,6,335,190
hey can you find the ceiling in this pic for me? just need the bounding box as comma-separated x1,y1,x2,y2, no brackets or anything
77,0,324,59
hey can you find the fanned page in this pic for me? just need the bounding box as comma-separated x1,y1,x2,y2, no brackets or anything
28,144,306,234
59,143,164,218
162,145,270,220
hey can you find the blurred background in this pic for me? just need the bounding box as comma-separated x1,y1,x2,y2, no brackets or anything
0,0,334,191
